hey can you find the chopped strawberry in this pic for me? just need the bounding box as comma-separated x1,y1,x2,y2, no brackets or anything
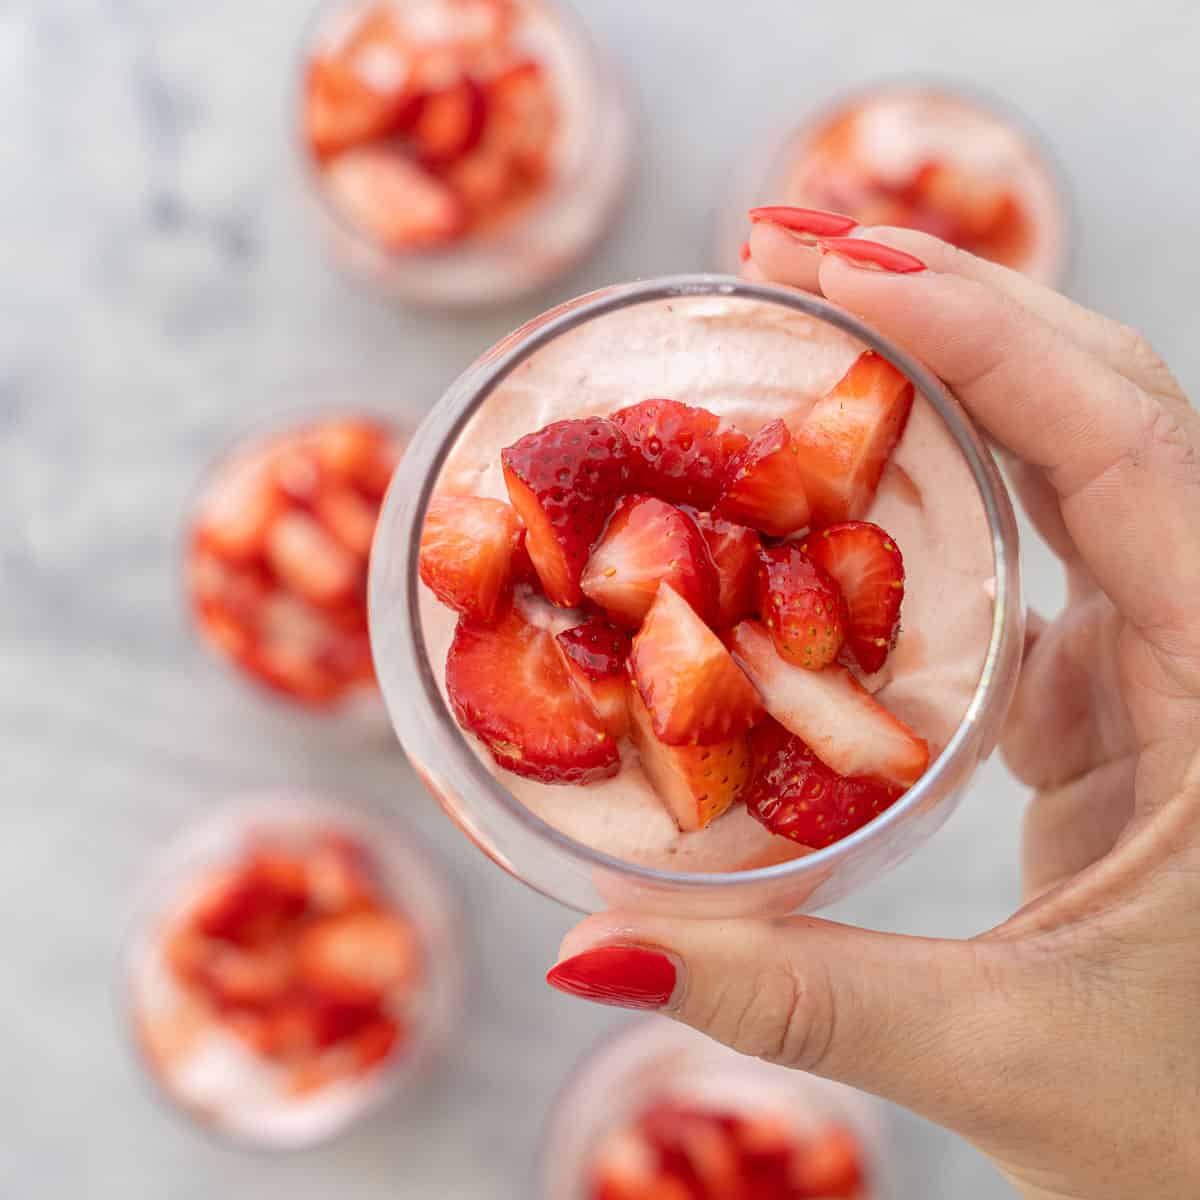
309,418,400,495
591,1130,689,1200
629,690,751,831
556,618,632,739
352,1015,404,1070
727,621,929,787
191,854,309,946
501,417,631,607
198,942,296,1012
444,137,517,217
746,718,902,848
792,1126,866,1197
193,451,281,564
907,159,1010,242
640,1103,742,1198
304,57,412,160
314,485,380,559
419,494,525,622
689,511,760,628
631,584,761,746
757,543,847,671
265,511,362,609
295,910,419,1007
792,351,913,524
714,419,811,536
324,146,467,251
446,608,620,783
800,521,904,674
580,495,717,629
410,75,487,164
306,834,381,915
487,59,557,176
612,398,749,510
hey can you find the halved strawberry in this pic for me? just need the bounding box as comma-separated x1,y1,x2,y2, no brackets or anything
295,910,419,1007
194,451,282,564
325,146,467,251
631,584,761,746
410,75,487,164
728,621,929,787
580,495,717,629
419,494,525,622
791,1126,865,1197
907,159,1010,242
591,1130,688,1200
265,511,362,609
304,58,412,160
501,417,631,607
314,485,380,559
792,351,913,524
714,419,811,537
308,418,400,496
306,834,381,915
446,608,620,783
190,853,310,946
629,689,751,832
556,618,632,739
640,1103,741,1198
689,511,760,628
612,398,749,510
800,521,904,674
757,543,847,671
198,942,296,1012
746,718,902,849
487,59,557,176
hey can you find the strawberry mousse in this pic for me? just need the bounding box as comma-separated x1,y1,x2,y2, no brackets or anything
415,295,996,873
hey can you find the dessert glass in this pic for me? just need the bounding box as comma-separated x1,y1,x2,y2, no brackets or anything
370,274,1022,917
538,1018,887,1199
121,791,462,1149
295,0,633,307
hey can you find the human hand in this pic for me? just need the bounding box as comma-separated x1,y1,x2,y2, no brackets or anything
547,214,1200,1200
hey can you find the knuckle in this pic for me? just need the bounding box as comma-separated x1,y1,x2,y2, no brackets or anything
732,962,836,1073
1113,323,1182,398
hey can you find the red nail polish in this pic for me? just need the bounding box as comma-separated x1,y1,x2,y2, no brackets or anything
748,205,858,243
546,946,677,1010
739,240,752,263
818,237,926,274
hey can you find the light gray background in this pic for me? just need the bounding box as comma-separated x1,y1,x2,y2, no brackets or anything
4,0,1198,1196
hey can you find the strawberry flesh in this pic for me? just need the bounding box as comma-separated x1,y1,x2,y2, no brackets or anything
410,75,487,165
305,57,413,160
295,910,419,1007
486,59,558,177
793,1126,867,1197
689,510,760,628
556,618,632,739
757,543,847,671
714,419,811,536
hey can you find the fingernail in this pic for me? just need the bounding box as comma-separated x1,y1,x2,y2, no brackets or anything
818,237,926,274
748,205,858,244
546,945,678,1010
739,240,752,263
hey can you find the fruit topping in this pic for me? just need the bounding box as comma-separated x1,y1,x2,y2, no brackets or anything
757,543,847,671
265,511,361,610
689,510,760,629
486,59,557,176
295,910,420,1007
714,419,811,536
556,618,633,739
410,76,487,165
793,1125,867,1197
305,56,413,161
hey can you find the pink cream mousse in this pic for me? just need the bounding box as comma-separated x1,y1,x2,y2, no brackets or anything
416,296,994,873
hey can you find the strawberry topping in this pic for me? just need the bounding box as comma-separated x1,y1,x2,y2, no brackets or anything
757,543,847,671
557,618,632,739
410,76,487,165
689,510,760,629
295,910,420,1007
714,419,812,536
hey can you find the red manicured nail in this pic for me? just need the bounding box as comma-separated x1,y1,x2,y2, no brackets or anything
818,237,926,274
546,945,677,1010
739,240,752,262
748,205,858,243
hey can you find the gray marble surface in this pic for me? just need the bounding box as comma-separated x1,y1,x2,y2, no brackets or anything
4,0,1198,1196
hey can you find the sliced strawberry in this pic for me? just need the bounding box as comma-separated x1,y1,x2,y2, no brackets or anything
264,511,362,609
352,1015,404,1070
191,853,310,946
631,584,761,746
325,146,467,251
308,418,400,494
295,910,419,1007
306,834,381,915
419,494,525,622
487,59,557,176
728,621,929,788
714,419,811,537
410,75,487,164
591,1130,690,1200
304,58,412,160
792,351,914,524
580,495,717,629
629,689,751,831
501,417,631,607
446,608,620,783
194,451,282,564
791,1126,865,1197
612,398,749,510
757,543,847,671
800,521,904,674
556,618,632,739
907,159,1010,242
444,138,517,217
314,485,380,559
689,511,760,628
199,942,296,1012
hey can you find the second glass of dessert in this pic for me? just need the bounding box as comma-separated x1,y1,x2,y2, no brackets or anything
370,276,1022,916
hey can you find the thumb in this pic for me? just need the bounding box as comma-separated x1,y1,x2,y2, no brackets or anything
548,913,1020,1136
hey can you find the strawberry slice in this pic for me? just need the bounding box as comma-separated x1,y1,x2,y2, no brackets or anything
580,495,717,629
446,608,621,783
308,418,400,495
556,618,632,739
194,450,282,564
640,1103,741,1198
714,419,811,537
757,543,847,671
631,584,761,746
728,621,929,787
190,853,310,946
591,1130,686,1200
629,689,751,831
314,485,380,559
198,942,296,1012
306,834,381,915
410,76,487,164
419,494,525,622
295,910,419,1007
800,521,904,674
689,511,760,628
907,159,1010,242
612,398,749,510
304,58,412,160
746,718,903,849
501,417,631,607
265,511,362,609
325,146,467,251
487,59,557,176
791,1126,865,1197
792,351,914,524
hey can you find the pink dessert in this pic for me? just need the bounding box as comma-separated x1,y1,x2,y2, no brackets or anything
416,296,995,873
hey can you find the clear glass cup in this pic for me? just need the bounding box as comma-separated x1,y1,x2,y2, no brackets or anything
294,0,633,308
369,274,1023,917
538,1018,889,1199
715,80,1072,288
120,791,463,1149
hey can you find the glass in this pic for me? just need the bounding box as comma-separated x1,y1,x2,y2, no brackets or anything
294,0,633,307
120,791,462,1149
370,274,1023,916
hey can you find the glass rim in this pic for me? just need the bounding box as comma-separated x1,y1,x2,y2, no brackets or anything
371,273,1021,905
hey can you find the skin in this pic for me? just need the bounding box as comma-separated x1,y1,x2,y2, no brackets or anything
555,225,1200,1199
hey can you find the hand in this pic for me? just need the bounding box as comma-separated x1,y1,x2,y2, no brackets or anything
547,218,1200,1200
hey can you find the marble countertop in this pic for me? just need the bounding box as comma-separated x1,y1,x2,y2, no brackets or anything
3,0,1198,1196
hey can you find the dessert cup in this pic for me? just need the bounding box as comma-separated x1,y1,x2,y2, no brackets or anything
121,791,462,1149
370,275,1022,916
295,0,633,307
539,1018,887,1199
